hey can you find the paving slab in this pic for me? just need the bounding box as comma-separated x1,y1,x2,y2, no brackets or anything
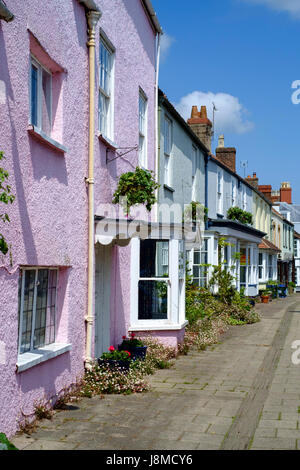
10,295,300,451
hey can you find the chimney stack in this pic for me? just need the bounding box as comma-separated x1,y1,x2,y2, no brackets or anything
215,135,236,173
280,182,292,204
187,105,212,151
245,172,259,189
258,185,273,203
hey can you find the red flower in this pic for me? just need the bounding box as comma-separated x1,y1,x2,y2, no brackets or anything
108,346,115,352
124,351,131,357
122,336,126,340
130,333,136,339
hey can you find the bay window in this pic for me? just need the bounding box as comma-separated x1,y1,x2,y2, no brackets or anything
139,240,169,320
131,237,186,329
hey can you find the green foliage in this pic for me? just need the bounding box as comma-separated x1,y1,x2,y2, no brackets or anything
34,401,53,421
119,332,145,349
288,282,296,288
0,433,18,450
80,337,176,396
184,201,208,223
112,167,159,216
0,151,15,255
208,265,237,305
227,206,253,225
100,347,131,361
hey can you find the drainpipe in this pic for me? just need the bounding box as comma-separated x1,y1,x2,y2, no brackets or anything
85,8,101,369
0,1,14,22
205,154,210,231
154,32,161,222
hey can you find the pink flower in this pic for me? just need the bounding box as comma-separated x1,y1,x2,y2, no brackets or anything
108,346,115,352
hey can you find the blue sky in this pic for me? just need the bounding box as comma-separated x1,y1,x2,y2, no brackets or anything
152,0,300,202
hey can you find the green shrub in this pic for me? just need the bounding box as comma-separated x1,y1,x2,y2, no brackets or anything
0,433,18,450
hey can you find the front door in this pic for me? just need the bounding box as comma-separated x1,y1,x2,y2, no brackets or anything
95,244,112,358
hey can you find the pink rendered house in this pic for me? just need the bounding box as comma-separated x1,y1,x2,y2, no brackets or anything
0,0,187,438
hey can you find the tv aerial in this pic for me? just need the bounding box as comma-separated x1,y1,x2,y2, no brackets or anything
240,160,248,178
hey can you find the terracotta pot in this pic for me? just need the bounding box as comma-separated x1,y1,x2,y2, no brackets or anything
261,296,269,304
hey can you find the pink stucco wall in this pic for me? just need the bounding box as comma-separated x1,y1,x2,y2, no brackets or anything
92,0,157,349
0,0,89,437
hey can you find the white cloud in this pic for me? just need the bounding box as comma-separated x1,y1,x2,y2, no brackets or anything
241,0,300,18
160,33,175,63
175,91,254,135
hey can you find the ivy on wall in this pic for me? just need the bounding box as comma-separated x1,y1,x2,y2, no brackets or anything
0,151,15,255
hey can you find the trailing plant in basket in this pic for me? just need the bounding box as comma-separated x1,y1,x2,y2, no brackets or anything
112,167,159,216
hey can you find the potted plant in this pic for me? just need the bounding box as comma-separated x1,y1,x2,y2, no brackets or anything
118,332,147,361
260,290,270,304
288,282,296,295
98,346,131,371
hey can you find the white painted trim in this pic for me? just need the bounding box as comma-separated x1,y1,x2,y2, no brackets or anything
28,125,68,153
16,343,72,373
129,321,188,332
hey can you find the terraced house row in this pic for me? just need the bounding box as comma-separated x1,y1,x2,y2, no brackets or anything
0,0,297,437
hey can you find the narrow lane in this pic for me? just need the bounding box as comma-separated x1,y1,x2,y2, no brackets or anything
11,296,300,450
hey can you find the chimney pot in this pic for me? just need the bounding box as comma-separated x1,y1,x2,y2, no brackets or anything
200,106,208,119
191,106,199,119
218,135,225,148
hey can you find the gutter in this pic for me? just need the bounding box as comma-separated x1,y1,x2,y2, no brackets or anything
0,1,14,22
77,0,101,13
141,0,163,34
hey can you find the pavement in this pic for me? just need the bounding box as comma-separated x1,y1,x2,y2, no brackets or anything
11,295,300,450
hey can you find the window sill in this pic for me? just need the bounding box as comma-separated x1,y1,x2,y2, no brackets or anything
28,125,68,153
164,184,175,193
129,321,188,332
16,343,72,373
98,133,118,151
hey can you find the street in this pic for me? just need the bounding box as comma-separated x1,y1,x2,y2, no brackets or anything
11,296,300,451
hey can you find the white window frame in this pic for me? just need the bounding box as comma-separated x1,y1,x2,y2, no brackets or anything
192,239,209,287
138,89,148,168
217,168,223,215
258,252,264,281
231,177,237,206
18,267,59,355
192,145,197,201
164,115,172,187
99,35,115,141
242,185,247,211
29,55,52,136
130,238,186,329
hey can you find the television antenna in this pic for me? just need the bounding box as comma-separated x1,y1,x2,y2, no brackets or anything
240,160,248,178
212,102,218,142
